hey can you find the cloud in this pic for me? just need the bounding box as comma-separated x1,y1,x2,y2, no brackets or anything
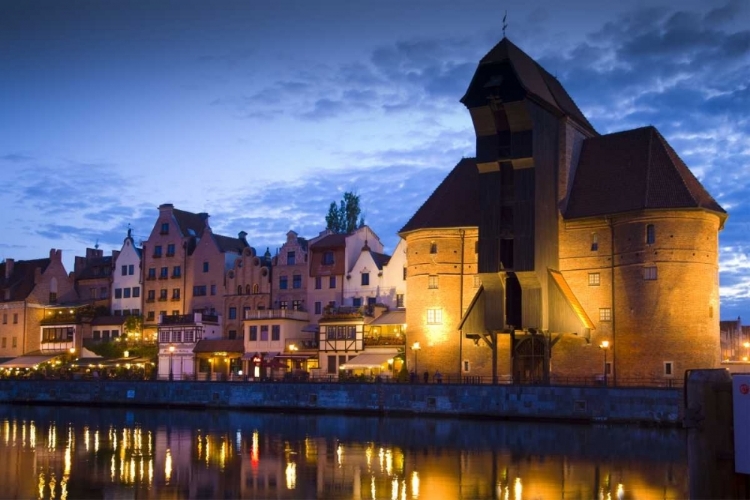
1,153,34,162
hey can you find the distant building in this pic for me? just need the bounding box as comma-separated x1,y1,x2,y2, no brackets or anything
401,38,726,385
111,228,142,321
73,247,114,311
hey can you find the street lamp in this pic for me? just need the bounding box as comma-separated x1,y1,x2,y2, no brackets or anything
599,340,610,386
168,345,175,381
411,342,421,378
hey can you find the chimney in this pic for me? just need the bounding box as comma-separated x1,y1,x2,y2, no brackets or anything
158,203,174,211
4,258,13,280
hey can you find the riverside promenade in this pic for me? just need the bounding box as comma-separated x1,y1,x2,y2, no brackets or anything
0,379,682,425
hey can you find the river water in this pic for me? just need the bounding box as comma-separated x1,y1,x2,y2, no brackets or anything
0,404,686,499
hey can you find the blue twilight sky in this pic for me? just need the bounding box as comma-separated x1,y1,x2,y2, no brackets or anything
0,0,748,316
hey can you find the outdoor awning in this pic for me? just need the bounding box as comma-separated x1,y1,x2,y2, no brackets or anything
241,351,279,361
340,350,398,369
0,354,63,369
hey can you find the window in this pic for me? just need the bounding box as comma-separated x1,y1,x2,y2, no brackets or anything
49,292,57,303
12,337,16,348
210,285,216,295
172,289,180,300
260,325,269,341
193,285,207,296
147,290,155,301
271,325,280,341
279,276,288,289
133,286,140,298
473,275,481,288
249,326,258,341
329,276,336,289
228,330,237,340
12,313,17,324
1,338,6,348
160,289,167,300
591,233,599,252
588,273,600,286
114,309,121,316
121,265,127,276
599,308,612,321
396,294,404,308
353,297,362,307
427,308,442,325
100,286,108,298
253,283,259,294
403,267,407,280
243,306,251,319
229,307,237,320
287,251,295,265
166,243,175,256
293,274,302,289
428,275,439,289
203,261,209,272
1,314,5,324
160,267,168,278
315,302,322,314
171,266,180,278
279,301,288,310
128,264,134,275
367,297,376,306
361,273,369,286
147,311,155,321
430,242,437,254
292,300,302,311
605,362,612,375
315,277,322,289
132,309,140,316
148,268,156,279
664,361,674,377
463,360,470,373
644,266,657,281
154,245,162,257
123,288,131,298
115,288,122,299
646,224,655,245
322,251,334,265
160,222,169,235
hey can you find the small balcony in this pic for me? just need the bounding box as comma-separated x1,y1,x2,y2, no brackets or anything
244,309,308,321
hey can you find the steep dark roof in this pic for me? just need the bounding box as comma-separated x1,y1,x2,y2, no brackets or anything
0,258,50,302
91,315,127,326
310,233,347,250
399,158,480,233
213,233,247,254
564,126,726,219
172,208,208,238
370,251,391,270
463,37,596,134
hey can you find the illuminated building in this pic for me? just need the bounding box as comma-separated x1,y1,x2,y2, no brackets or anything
401,38,725,385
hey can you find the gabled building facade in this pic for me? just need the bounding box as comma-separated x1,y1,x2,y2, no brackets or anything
111,228,143,319
272,230,309,313
225,243,272,341
73,247,114,311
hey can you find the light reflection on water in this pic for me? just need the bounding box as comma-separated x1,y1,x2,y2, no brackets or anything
0,405,687,499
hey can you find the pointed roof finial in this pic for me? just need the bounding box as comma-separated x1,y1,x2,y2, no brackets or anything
502,10,508,38
94,238,99,250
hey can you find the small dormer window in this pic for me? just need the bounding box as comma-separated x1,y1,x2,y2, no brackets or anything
646,224,655,245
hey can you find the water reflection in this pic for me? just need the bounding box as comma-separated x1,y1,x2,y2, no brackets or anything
0,405,687,499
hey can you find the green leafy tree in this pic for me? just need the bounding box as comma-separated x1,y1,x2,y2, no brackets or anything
123,315,143,342
325,192,365,233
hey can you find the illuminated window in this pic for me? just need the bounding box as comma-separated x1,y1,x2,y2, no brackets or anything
253,283,259,294
430,242,437,254
427,308,442,325
599,308,611,321
428,275,439,289
279,301,288,310
588,273,600,286
292,300,302,310
591,233,599,251
646,224,655,245
643,266,657,280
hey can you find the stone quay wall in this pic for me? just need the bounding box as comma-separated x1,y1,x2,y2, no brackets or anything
0,380,682,425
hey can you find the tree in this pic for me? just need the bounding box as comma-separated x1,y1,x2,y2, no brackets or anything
325,192,365,233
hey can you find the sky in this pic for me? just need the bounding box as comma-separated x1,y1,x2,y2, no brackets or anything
1,0,749,317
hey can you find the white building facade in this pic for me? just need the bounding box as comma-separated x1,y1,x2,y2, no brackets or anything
111,229,143,317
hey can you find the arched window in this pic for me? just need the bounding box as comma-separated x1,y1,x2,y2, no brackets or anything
237,285,242,295
253,283,259,294
245,284,251,295
646,224,655,245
